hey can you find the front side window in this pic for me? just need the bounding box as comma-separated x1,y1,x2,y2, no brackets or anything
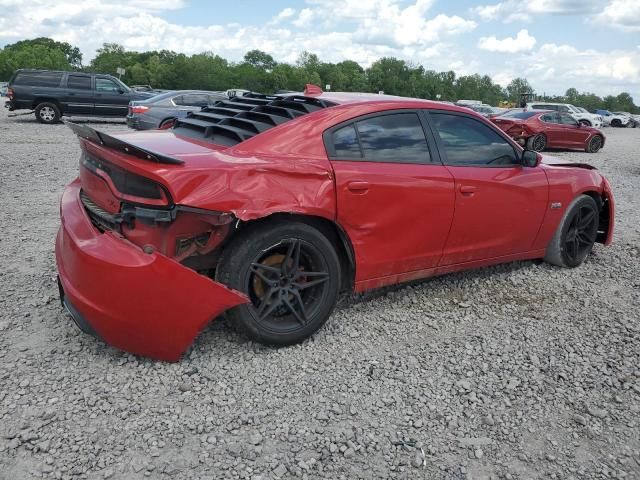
67,75,91,90
558,113,578,125
430,112,518,166
95,78,120,92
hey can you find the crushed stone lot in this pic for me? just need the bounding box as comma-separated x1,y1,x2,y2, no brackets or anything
0,107,638,480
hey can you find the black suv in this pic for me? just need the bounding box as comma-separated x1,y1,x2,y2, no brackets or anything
4,69,155,124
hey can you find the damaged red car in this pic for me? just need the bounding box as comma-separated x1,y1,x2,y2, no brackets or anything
56,86,615,361
491,110,605,153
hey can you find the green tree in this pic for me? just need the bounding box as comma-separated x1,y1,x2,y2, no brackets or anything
506,77,533,103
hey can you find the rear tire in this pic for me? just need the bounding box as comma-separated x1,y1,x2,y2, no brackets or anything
611,119,622,128
159,118,175,129
544,195,599,268
216,222,341,346
585,135,603,153
35,102,61,124
527,133,547,152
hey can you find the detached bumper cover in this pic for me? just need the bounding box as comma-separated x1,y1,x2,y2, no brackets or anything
55,179,247,361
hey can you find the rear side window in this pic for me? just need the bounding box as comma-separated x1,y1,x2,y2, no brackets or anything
540,113,558,123
357,114,430,163
329,113,431,164
13,71,63,87
333,125,361,159
67,75,91,90
178,94,211,107
430,112,518,166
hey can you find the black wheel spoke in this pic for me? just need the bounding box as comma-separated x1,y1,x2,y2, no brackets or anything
282,239,301,276
250,263,279,286
256,288,281,320
579,210,596,229
283,294,307,326
294,272,329,290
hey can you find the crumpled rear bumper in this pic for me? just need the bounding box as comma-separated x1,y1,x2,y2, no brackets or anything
55,179,247,361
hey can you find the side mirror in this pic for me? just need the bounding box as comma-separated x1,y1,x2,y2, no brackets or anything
521,149,539,167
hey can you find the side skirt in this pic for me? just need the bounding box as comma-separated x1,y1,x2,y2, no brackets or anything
354,249,546,292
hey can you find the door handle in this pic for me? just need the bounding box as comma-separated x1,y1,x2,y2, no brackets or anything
347,181,369,193
459,185,477,195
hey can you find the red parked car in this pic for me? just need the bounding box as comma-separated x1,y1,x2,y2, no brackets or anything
491,110,605,153
56,87,614,361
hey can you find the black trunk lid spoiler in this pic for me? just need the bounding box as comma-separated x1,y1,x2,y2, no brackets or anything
65,121,184,165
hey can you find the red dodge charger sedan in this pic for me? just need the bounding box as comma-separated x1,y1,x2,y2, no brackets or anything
491,110,605,153
56,86,614,361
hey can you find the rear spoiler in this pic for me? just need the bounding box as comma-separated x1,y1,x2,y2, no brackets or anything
64,121,184,165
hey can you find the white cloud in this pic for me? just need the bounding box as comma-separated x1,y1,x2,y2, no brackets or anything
474,0,603,22
0,0,638,101
478,29,537,53
292,8,314,28
597,0,640,31
270,7,296,25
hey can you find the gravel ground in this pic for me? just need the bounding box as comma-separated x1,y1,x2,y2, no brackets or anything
0,107,638,480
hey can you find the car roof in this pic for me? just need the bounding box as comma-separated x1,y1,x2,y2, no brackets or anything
309,92,477,114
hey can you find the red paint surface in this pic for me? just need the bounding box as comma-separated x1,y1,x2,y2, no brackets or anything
55,180,247,361
57,93,615,360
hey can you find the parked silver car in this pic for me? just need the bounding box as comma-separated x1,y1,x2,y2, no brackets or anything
126,90,228,130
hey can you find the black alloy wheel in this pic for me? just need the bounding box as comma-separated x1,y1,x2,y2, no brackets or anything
563,204,598,265
530,134,547,152
248,238,330,330
216,222,341,345
586,135,603,153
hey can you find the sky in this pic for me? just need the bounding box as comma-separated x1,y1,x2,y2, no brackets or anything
0,0,638,99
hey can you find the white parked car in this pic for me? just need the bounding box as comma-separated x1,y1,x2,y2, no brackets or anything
0,82,8,97
595,110,630,127
612,112,638,128
526,102,603,128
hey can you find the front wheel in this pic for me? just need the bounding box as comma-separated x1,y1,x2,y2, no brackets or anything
585,135,603,153
216,222,341,346
579,120,591,127
544,195,599,268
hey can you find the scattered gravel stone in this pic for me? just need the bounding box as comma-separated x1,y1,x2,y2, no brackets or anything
0,109,638,478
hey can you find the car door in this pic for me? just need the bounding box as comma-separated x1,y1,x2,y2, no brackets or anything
327,111,456,283
94,77,129,116
557,113,590,146
62,74,93,115
539,112,566,147
426,110,548,265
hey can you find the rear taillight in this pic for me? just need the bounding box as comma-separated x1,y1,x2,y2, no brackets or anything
81,153,170,206
7,87,14,100
129,105,149,114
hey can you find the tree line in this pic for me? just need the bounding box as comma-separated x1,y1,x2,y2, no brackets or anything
1,37,637,113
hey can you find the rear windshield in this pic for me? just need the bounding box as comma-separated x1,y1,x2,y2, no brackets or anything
13,71,63,87
500,111,538,119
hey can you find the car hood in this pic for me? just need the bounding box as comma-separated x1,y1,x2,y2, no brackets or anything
540,154,597,170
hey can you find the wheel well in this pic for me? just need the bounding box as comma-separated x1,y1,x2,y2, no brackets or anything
582,190,609,244
32,98,62,112
231,213,356,292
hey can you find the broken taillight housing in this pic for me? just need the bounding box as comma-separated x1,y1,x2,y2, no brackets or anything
81,153,171,206
6,87,14,100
